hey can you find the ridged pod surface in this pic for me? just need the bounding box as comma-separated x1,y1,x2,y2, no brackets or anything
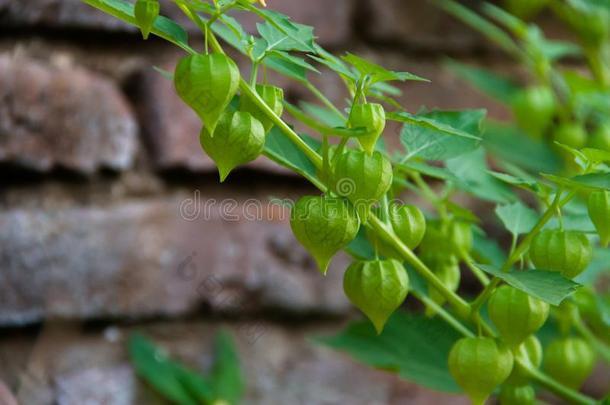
348,103,386,154
343,259,409,334
506,335,543,385
290,196,360,274
418,221,458,273
588,190,610,247
332,150,392,221
426,260,460,316
240,84,284,133
389,204,427,250
175,53,240,134
529,229,592,278
544,337,595,389
134,0,160,39
448,337,514,405
488,285,549,347
200,111,265,182
499,384,536,405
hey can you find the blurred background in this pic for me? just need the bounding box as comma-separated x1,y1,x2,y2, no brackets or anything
0,0,597,404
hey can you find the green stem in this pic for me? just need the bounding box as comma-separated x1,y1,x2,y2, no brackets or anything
574,315,610,364
250,62,260,87
524,364,596,405
80,3,598,403
470,190,573,316
368,215,472,319
304,82,346,121
461,255,490,286
414,291,474,338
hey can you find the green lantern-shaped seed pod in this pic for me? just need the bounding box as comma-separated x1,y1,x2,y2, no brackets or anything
426,259,460,317
506,335,543,385
290,195,360,275
332,150,393,221
448,220,473,257
511,86,555,138
499,384,536,405
488,285,550,347
348,103,386,154
588,190,610,247
134,0,160,40
553,122,587,149
200,111,265,182
529,229,592,279
543,337,596,389
343,259,409,334
175,53,240,135
366,204,426,260
389,204,427,250
418,220,456,267
239,84,284,133
448,337,514,405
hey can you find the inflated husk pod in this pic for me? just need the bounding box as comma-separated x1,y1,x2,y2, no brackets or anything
290,195,360,274
343,259,409,334
199,111,265,182
240,84,284,133
348,103,386,154
332,150,393,221
175,53,240,134
529,229,592,279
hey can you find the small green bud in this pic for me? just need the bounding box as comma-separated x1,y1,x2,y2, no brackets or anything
348,103,386,154
134,0,160,40
588,190,610,247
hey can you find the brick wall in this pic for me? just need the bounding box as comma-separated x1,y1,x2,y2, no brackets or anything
0,1,561,404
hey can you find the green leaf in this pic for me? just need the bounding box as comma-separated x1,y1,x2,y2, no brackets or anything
489,171,539,192
210,330,245,404
345,228,376,261
447,148,515,203
543,172,610,191
300,102,344,127
256,21,316,53
396,161,460,182
342,53,428,84
495,201,539,236
249,7,317,53
446,60,520,104
263,127,320,185
472,229,506,267
128,334,213,405
478,265,581,306
316,311,462,393
82,0,192,52
483,122,562,173
394,110,484,161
